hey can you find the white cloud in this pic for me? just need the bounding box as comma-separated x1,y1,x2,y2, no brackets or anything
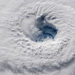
0,0,75,75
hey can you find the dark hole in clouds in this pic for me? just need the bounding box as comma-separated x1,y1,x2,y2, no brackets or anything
33,15,58,42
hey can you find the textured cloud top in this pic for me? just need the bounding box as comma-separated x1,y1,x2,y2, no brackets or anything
0,1,75,75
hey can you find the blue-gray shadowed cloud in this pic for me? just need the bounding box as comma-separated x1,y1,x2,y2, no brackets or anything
33,15,58,42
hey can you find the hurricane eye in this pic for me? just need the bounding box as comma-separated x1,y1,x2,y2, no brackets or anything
22,13,58,42
34,15,58,42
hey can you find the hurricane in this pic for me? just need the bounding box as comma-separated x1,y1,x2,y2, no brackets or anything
0,0,75,75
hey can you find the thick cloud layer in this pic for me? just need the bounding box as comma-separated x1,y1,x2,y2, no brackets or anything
0,0,75,75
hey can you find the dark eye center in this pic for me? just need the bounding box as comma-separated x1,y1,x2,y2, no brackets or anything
34,15,58,42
